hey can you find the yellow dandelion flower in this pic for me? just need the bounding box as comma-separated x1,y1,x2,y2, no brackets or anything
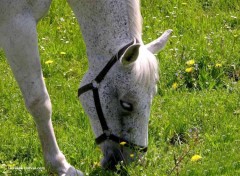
120,141,127,145
191,154,202,162
186,59,195,66
45,60,54,64
130,154,134,158
185,67,194,73
93,161,101,167
172,82,178,89
215,63,222,68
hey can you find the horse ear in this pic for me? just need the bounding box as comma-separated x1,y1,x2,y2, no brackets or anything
120,44,141,66
146,29,173,54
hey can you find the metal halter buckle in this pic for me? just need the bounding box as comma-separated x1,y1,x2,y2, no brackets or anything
103,130,111,138
92,80,99,89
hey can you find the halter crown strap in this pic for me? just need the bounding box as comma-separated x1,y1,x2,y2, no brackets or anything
78,40,134,97
78,39,148,152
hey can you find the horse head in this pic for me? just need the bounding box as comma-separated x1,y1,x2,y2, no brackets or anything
79,30,172,170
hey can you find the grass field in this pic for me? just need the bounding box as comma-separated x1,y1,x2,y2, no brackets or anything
0,0,239,175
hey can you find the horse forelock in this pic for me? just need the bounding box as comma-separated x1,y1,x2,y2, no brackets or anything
132,46,159,89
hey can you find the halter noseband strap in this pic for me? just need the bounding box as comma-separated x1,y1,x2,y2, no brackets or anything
78,40,147,153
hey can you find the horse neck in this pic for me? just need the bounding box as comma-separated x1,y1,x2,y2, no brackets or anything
69,0,142,71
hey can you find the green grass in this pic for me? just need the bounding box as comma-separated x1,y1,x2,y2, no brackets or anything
0,0,239,175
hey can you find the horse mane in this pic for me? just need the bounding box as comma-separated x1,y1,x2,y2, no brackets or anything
126,0,159,88
126,0,142,43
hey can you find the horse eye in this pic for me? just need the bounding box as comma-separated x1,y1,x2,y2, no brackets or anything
120,100,133,111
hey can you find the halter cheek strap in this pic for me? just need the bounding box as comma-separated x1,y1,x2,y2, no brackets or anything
78,40,147,152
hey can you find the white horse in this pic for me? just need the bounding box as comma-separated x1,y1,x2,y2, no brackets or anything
0,0,172,175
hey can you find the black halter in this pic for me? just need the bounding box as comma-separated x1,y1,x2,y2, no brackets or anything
78,40,147,153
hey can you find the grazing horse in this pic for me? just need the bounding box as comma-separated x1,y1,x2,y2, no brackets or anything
0,0,172,175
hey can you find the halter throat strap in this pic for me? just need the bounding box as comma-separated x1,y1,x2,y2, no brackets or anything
78,40,147,152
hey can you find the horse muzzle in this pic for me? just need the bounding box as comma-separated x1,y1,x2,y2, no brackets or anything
100,141,145,171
